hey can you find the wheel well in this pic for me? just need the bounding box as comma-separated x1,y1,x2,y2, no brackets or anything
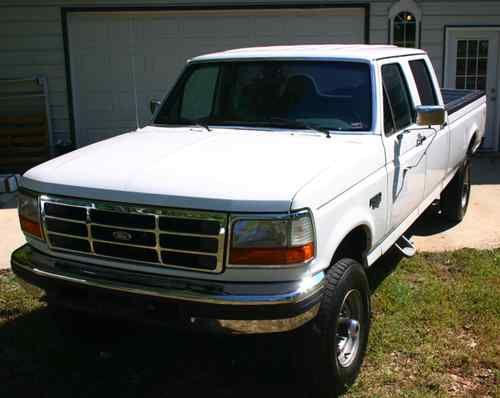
331,226,371,266
468,131,478,156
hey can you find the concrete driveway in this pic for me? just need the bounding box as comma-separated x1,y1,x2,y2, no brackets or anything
411,156,500,252
0,193,24,271
0,157,499,270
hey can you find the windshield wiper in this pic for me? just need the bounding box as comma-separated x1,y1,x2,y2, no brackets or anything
186,119,211,132
161,118,211,131
154,119,212,131
269,117,331,138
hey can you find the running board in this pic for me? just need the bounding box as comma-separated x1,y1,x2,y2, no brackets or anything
394,235,416,258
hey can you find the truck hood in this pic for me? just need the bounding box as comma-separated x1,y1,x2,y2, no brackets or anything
22,126,383,212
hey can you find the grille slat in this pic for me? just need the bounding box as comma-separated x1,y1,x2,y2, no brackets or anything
159,233,219,254
45,203,86,221
48,234,91,253
46,218,88,237
45,215,86,224
159,217,220,235
41,196,227,273
161,251,218,271
90,209,156,229
94,242,158,263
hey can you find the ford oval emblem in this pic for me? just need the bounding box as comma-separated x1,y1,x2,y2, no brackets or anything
112,230,132,242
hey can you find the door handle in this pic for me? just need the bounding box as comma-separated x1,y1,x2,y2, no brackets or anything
416,133,427,146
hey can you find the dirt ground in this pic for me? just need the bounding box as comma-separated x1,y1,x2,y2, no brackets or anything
0,157,499,270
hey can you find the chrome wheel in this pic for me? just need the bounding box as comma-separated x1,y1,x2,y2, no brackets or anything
336,289,362,368
461,165,470,209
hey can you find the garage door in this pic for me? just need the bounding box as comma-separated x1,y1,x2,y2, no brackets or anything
67,8,366,146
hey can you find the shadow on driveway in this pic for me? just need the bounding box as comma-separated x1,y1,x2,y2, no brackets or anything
406,203,460,238
0,306,308,398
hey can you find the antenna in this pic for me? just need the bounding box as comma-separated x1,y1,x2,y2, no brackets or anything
129,18,140,131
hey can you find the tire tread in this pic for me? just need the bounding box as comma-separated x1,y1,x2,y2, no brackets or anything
441,161,470,222
303,258,370,397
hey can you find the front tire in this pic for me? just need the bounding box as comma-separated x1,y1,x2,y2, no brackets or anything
441,160,471,222
303,258,371,397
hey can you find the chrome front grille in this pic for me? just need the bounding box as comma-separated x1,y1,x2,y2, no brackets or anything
40,195,228,273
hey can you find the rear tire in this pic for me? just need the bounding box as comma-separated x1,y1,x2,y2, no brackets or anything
301,258,370,397
441,160,471,222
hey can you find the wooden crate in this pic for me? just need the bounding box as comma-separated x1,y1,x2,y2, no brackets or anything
0,113,49,172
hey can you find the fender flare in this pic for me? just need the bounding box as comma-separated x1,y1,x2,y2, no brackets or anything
466,123,480,155
322,207,375,268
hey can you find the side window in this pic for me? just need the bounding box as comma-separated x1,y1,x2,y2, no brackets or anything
382,63,414,132
409,59,438,105
383,88,396,135
180,65,219,120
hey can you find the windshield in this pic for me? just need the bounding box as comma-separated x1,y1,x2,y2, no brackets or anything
154,61,372,132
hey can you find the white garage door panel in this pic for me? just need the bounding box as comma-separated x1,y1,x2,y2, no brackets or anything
68,8,365,146
70,16,138,144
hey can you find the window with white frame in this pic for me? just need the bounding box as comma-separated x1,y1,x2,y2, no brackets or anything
389,0,421,48
393,12,417,47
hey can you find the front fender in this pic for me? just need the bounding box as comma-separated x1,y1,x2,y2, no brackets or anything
315,207,374,272
307,169,387,275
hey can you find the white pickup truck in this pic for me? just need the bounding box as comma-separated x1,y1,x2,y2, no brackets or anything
12,45,485,395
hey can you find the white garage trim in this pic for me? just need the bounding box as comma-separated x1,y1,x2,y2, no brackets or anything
62,4,370,148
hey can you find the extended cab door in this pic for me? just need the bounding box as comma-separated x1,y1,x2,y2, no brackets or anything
380,60,426,229
407,57,450,199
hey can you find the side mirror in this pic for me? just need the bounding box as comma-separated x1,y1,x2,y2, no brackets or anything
416,105,446,126
150,99,162,115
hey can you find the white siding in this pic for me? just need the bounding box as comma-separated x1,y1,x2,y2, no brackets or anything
420,2,500,82
1,0,500,147
0,6,68,145
370,2,392,44
368,1,500,84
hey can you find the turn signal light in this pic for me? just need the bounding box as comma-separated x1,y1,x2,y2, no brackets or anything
19,215,43,239
229,242,314,265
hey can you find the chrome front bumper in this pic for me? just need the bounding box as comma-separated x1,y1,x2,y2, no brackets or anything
11,245,324,334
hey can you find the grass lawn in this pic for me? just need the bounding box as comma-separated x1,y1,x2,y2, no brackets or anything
0,249,498,397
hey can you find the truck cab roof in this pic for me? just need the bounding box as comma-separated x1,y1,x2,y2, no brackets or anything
190,44,426,63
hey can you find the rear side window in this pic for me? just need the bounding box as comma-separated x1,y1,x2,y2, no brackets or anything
409,59,438,105
382,63,414,133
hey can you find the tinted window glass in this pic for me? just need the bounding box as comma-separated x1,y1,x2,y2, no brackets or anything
383,89,396,135
382,64,413,131
180,65,219,120
155,61,372,132
409,59,438,105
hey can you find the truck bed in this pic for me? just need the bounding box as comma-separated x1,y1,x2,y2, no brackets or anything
442,88,485,115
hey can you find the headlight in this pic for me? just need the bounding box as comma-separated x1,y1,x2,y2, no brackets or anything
229,211,314,266
18,191,43,239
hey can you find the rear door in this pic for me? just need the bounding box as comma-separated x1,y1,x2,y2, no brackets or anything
380,60,426,229
407,57,449,198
